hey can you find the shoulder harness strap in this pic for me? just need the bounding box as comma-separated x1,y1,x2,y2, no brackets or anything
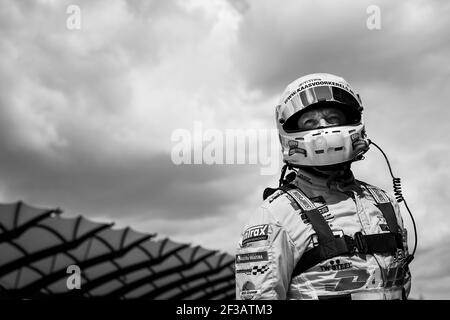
271,183,404,277
278,184,354,275
360,182,400,233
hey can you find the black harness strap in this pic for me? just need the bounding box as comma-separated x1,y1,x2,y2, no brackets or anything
360,182,400,233
270,183,404,277
280,184,338,257
279,184,354,276
293,237,352,276
377,203,399,233
360,233,403,253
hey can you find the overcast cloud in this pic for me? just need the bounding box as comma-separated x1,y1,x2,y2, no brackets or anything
0,0,449,299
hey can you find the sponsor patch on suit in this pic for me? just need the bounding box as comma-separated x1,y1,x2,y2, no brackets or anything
236,251,269,264
367,186,390,204
242,224,269,246
236,264,270,275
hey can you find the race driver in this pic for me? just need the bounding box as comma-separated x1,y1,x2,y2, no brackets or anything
235,73,412,300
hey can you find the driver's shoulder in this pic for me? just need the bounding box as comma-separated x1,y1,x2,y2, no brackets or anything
355,179,394,204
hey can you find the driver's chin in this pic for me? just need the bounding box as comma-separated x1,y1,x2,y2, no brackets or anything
312,162,350,175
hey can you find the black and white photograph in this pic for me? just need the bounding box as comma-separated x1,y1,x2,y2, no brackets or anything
0,0,449,309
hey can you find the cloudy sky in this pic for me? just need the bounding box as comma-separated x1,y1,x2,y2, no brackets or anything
1,0,449,299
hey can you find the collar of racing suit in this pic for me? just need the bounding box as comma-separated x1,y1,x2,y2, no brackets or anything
292,166,358,192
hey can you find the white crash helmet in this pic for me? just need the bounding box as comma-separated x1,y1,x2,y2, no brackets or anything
276,73,369,167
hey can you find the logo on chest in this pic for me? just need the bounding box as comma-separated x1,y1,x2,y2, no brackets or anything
300,204,335,225
320,259,352,272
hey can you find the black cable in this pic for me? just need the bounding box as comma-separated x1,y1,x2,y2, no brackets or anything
279,163,288,187
368,139,418,265
278,162,298,187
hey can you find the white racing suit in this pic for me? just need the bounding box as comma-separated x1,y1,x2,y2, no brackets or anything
235,168,411,300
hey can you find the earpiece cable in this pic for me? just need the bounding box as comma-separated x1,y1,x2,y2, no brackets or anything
367,139,418,263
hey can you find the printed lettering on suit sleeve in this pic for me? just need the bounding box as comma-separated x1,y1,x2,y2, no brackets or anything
241,224,269,247
235,246,271,300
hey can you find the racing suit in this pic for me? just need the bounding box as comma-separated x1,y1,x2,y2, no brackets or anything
235,168,411,300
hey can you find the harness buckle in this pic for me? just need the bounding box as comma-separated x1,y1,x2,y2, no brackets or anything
354,232,369,254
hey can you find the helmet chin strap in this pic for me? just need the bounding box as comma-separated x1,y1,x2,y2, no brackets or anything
312,163,351,173
302,162,351,177
301,163,353,189
279,162,354,188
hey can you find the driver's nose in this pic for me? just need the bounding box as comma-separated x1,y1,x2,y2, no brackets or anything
318,118,332,128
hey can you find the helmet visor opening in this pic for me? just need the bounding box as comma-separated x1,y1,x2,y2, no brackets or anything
282,86,362,133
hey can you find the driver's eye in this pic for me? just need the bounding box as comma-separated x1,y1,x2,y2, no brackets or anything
327,116,340,124
303,119,317,129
